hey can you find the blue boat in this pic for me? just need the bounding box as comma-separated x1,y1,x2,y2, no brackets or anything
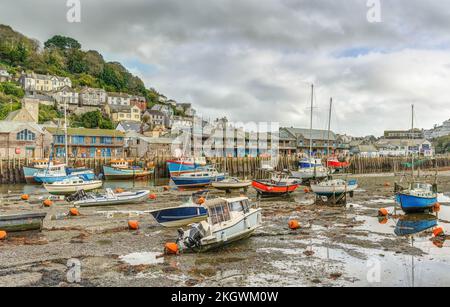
394,214,438,237
299,158,323,169
150,205,208,227
171,169,225,188
395,183,437,213
167,158,208,176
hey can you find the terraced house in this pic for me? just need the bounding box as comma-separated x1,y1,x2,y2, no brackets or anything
105,104,141,123
19,72,72,92
46,127,125,158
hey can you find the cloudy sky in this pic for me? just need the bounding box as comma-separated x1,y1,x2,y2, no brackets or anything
1,0,450,136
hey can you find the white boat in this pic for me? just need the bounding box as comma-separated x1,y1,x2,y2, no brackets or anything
291,166,329,180
211,178,252,191
271,172,302,185
43,177,103,195
310,179,358,197
70,188,150,207
176,197,262,252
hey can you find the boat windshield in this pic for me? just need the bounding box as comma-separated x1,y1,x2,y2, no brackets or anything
209,203,231,225
229,199,250,213
413,183,432,191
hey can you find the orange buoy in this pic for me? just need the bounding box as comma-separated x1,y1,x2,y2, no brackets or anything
378,208,389,217
197,197,206,205
0,230,7,240
115,188,124,193
433,202,441,212
303,188,310,194
384,182,391,187
69,208,80,216
21,194,29,201
288,219,300,230
163,186,170,192
433,226,444,237
378,217,388,225
149,194,157,200
128,220,139,230
165,242,179,255
43,199,53,207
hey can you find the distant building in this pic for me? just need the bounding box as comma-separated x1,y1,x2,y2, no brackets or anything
5,97,40,123
105,104,141,122
116,120,149,134
424,119,450,139
46,127,125,158
79,87,107,107
127,135,181,159
130,96,147,111
376,139,433,157
351,144,380,158
280,127,338,156
0,121,52,158
19,72,72,92
176,103,195,116
107,92,131,106
0,69,11,82
144,110,166,127
383,129,424,139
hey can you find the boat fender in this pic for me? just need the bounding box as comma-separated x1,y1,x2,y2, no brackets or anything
0,231,7,240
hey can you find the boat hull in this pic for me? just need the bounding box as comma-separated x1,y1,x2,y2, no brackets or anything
23,166,39,184
212,180,252,190
103,166,153,180
167,160,197,176
310,183,358,197
44,181,103,195
394,214,438,236
171,175,225,188
252,180,299,196
34,174,69,184
395,193,437,213
290,168,329,180
0,212,47,232
73,190,150,207
192,208,262,252
150,206,208,227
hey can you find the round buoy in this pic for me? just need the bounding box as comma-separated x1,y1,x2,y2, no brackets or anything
433,226,444,237
69,208,80,216
149,194,157,200
384,182,391,187
128,220,139,230
378,208,389,217
197,197,206,205
43,199,53,207
21,194,29,201
433,202,441,212
288,219,300,230
0,230,7,240
303,188,310,194
115,188,124,194
165,242,179,255
163,186,170,192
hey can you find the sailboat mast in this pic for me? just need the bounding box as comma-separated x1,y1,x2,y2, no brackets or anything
327,98,332,157
309,84,314,158
411,104,414,179
64,98,68,165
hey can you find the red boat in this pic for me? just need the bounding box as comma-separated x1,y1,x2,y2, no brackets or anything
327,158,350,169
252,180,300,196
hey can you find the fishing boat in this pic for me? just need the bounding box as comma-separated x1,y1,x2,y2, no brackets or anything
271,172,302,185
395,105,438,213
23,159,51,184
171,168,225,188
150,204,207,228
103,165,154,180
34,164,69,183
327,157,350,170
43,177,103,195
167,157,208,176
252,180,300,197
310,179,358,197
66,167,96,180
175,197,262,252
0,212,47,232
212,177,252,191
68,188,150,207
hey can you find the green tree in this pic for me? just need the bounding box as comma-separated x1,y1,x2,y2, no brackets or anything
44,35,81,50
0,82,24,98
38,104,63,123
70,110,114,129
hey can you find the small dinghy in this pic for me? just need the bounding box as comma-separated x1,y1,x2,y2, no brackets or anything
395,182,438,213
43,176,103,195
252,180,300,197
175,197,262,252
212,177,252,191
67,188,150,207
0,212,47,232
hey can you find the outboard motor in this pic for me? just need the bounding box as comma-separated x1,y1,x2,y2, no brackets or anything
184,223,206,249
66,189,87,202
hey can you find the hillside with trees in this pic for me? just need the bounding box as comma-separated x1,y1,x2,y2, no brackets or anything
0,24,163,107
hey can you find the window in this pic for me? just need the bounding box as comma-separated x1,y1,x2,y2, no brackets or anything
100,137,113,144
55,135,65,144
17,129,36,141
91,137,97,144
72,136,85,145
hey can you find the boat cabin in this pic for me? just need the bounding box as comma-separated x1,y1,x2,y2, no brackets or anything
31,159,50,168
205,197,251,225
110,159,129,169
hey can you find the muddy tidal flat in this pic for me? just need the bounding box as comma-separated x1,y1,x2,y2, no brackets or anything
0,174,449,287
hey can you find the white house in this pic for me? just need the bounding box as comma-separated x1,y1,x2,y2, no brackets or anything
107,92,131,106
